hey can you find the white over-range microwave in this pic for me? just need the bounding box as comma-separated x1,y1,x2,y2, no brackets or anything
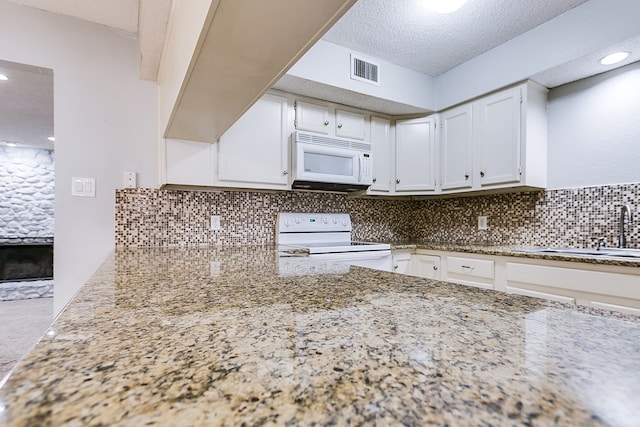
291,131,373,192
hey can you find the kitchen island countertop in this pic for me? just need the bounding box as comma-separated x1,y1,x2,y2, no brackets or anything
1,246,639,426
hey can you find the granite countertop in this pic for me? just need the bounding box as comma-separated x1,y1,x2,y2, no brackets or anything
388,242,640,268
1,246,640,426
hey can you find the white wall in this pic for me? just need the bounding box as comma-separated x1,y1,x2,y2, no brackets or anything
284,40,436,112
547,61,640,189
0,1,158,314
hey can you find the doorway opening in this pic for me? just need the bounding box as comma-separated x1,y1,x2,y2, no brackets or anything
0,59,54,301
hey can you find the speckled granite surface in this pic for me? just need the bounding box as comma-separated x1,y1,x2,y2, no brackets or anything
1,246,639,426
389,242,640,268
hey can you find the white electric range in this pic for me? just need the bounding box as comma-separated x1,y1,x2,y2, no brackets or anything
276,212,392,275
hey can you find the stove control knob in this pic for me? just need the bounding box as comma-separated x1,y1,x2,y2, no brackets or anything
332,217,338,224
323,217,328,224
284,220,291,227
295,217,301,224
342,219,348,226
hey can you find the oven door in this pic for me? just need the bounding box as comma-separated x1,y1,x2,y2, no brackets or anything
309,250,392,272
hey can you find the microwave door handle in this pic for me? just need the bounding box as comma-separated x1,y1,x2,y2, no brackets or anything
358,154,362,182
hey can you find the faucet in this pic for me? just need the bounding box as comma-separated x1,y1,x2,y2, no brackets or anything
619,204,633,248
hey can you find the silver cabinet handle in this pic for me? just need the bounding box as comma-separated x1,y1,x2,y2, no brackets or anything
393,264,398,269
372,178,377,183
461,265,475,270
480,171,485,178
282,171,288,175
324,120,329,126
396,179,400,184
337,123,343,129
433,266,438,271
464,173,469,180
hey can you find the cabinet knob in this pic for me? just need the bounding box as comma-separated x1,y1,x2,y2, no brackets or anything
323,120,329,126
393,264,398,269
480,171,485,178
464,173,469,180
282,170,288,175
433,266,438,271
372,178,377,183
396,179,400,184
337,123,343,129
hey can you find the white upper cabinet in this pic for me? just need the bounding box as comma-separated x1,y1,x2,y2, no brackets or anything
163,138,216,187
438,81,548,195
369,116,392,193
440,104,473,191
218,93,290,190
395,116,437,193
295,101,331,134
475,87,522,187
335,109,366,140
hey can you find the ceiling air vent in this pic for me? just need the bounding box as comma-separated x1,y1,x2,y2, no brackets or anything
350,54,380,86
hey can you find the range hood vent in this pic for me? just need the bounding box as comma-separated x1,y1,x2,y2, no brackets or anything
351,54,379,85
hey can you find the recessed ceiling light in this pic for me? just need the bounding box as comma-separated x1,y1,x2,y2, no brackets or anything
0,74,8,81
599,51,630,66
48,136,55,142
5,141,18,147
424,0,468,14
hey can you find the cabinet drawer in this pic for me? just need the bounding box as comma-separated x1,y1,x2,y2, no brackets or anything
445,256,494,289
506,262,640,300
447,257,494,279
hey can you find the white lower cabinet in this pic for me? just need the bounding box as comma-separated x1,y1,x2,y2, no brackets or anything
504,261,640,313
390,248,640,315
392,250,412,275
412,253,441,280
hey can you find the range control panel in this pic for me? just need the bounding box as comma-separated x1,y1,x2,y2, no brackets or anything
277,212,352,233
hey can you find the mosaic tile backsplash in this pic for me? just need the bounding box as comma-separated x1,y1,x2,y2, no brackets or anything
116,183,639,249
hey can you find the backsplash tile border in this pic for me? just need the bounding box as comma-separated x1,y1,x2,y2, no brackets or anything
115,183,639,250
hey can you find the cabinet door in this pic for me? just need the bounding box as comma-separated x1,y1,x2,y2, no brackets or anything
395,116,437,192
369,116,392,192
392,251,412,274
165,138,215,186
440,104,473,191
295,101,330,134
335,109,366,140
476,87,522,187
218,93,289,188
412,254,441,280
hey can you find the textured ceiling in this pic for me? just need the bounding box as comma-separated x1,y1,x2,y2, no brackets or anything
2,0,170,80
5,0,139,33
323,0,590,76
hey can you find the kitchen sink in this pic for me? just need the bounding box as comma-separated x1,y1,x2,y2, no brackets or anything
515,247,640,259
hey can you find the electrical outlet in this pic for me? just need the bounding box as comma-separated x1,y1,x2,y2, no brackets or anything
210,261,221,277
478,216,488,230
210,215,221,231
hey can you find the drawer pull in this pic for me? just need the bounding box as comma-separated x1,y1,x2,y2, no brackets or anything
461,265,475,270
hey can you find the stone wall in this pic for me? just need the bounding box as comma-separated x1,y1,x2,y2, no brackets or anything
0,146,55,242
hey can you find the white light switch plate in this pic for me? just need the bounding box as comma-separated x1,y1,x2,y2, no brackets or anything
71,177,96,197
478,216,488,230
